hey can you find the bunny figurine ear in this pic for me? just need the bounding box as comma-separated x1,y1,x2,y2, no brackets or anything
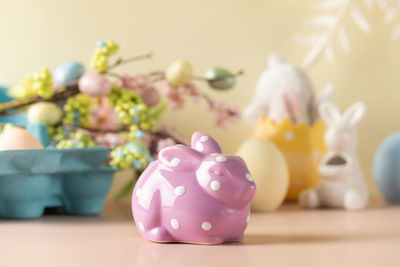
158,145,203,171
268,53,285,67
191,131,222,154
283,92,301,124
319,102,341,127
343,102,366,127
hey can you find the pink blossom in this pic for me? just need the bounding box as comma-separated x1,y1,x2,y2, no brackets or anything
91,98,120,130
208,98,241,127
183,82,202,102
95,133,126,149
162,80,186,109
122,75,161,107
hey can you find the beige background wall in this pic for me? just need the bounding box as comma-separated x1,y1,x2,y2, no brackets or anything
0,0,398,199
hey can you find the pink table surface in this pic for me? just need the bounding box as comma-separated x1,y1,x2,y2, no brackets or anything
0,203,399,267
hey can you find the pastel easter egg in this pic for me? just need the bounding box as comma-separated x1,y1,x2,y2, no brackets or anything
125,141,150,157
0,127,43,150
138,88,161,108
53,61,85,87
373,133,400,203
236,138,289,211
205,67,236,90
27,102,63,125
79,73,111,97
165,60,193,88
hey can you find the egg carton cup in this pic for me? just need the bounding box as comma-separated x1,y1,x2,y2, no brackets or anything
0,147,117,219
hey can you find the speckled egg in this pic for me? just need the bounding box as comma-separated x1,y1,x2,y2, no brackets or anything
0,127,43,151
79,73,111,97
53,61,85,87
205,67,236,90
373,133,400,203
236,138,289,211
165,60,193,88
27,102,63,125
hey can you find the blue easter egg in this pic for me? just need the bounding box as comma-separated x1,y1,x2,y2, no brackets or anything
53,61,85,87
373,133,400,203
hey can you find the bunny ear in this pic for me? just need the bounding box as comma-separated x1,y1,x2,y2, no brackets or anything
319,102,341,126
283,92,301,124
191,131,222,154
158,145,203,171
343,102,366,127
268,53,285,67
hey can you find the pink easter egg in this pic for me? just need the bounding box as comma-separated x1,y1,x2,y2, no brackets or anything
138,88,161,107
0,128,43,151
78,73,111,97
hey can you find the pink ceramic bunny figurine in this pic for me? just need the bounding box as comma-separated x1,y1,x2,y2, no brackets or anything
132,131,256,244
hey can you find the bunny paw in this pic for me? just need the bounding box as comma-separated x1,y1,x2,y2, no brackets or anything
299,189,320,209
344,191,365,211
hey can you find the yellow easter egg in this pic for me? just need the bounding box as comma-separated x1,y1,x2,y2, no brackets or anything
236,138,289,211
253,117,326,201
165,60,193,88
27,102,63,125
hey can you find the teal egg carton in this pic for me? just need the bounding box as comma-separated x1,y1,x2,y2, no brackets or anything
0,147,117,219
0,87,118,219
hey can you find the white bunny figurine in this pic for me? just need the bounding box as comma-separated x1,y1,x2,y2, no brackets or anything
243,53,334,126
299,101,369,210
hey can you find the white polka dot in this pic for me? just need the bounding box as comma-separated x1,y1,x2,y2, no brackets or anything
200,136,209,142
285,131,294,140
135,188,142,197
246,173,254,182
202,221,212,231
196,141,203,151
170,218,180,230
210,180,221,191
216,156,227,162
174,185,186,196
138,222,145,232
170,157,181,167
246,215,250,224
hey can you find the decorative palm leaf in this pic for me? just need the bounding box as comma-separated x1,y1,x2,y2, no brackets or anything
297,0,372,69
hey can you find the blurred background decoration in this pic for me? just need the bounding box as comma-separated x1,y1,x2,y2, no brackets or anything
0,39,241,200
1,0,399,203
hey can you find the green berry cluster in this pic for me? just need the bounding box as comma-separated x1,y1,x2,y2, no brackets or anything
108,86,156,139
56,131,96,149
32,67,54,99
109,145,151,170
10,67,54,99
90,40,119,72
62,94,93,127
48,126,67,142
